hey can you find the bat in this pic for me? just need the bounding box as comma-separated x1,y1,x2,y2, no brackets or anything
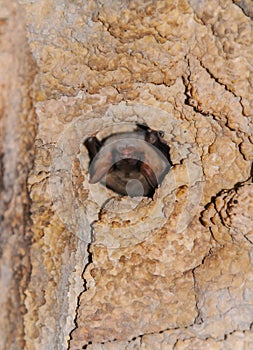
84,124,171,197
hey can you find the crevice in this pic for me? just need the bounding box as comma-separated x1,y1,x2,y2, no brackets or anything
67,242,93,350
244,234,253,245
238,139,253,162
183,55,248,135
182,56,213,119
0,152,4,192
197,57,249,124
190,246,219,327
82,341,93,349
80,327,180,349
198,58,239,100
192,267,203,325
139,334,143,346
231,0,253,19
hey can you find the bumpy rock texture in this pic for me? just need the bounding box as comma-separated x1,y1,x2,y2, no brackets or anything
0,1,36,349
1,0,253,349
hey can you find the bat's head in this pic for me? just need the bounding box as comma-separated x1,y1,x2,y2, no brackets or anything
117,144,136,158
105,134,145,164
114,141,143,164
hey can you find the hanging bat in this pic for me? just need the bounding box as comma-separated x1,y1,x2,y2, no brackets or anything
84,124,172,197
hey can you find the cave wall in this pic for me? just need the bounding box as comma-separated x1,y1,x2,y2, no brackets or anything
0,1,37,349
1,0,253,349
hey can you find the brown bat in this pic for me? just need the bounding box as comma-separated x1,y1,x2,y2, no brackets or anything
84,124,171,197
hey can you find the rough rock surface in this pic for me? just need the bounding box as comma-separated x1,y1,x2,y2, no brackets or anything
0,1,36,349
1,0,252,349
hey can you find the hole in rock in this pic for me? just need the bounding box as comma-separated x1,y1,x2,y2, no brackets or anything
84,123,172,198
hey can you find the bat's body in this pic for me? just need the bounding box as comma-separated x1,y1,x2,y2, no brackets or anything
84,124,171,197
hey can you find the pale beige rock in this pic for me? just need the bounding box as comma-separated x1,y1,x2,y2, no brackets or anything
0,1,37,349
1,0,251,349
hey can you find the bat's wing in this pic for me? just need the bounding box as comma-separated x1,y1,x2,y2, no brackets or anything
140,162,158,188
139,137,171,189
89,149,113,183
84,137,112,183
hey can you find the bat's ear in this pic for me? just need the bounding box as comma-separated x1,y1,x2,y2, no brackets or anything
158,130,164,138
140,162,158,188
89,152,112,183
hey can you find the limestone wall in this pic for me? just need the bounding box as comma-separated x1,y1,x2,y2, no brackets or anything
0,0,253,349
